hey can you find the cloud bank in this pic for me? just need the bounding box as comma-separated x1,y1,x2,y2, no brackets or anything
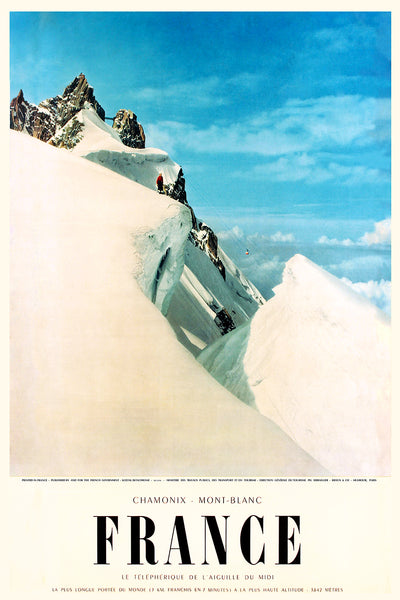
318,218,391,247
147,94,389,157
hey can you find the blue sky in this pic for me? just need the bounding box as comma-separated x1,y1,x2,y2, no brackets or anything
10,11,391,308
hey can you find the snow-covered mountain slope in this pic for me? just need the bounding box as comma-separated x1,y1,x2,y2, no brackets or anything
10,130,326,476
10,76,390,477
199,254,391,476
51,104,183,192
11,76,265,349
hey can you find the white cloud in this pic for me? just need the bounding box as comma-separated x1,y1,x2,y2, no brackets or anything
252,95,390,148
359,218,391,245
341,278,391,316
317,235,354,247
250,154,316,182
133,76,227,108
270,231,295,242
318,218,391,247
133,72,266,110
218,228,295,244
327,162,389,185
217,225,245,241
226,72,266,90
242,254,286,293
326,254,391,284
145,122,181,153
243,152,388,186
314,24,376,53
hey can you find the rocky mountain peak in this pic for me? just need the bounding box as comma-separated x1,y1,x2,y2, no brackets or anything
57,73,105,127
9,89,26,129
112,109,145,149
10,73,106,142
14,89,24,104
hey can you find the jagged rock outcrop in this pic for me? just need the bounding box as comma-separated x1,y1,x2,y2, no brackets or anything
163,168,198,230
10,89,56,142
165,168,187,204
112,109,145,149
56,73,105,127
164,167,199,225
10,73,106,142
49,117,85,150
190,222,226,280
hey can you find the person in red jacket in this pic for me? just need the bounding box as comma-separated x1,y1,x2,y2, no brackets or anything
156,173,164,193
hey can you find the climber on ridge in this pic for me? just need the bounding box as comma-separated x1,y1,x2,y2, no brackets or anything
156,173,164,194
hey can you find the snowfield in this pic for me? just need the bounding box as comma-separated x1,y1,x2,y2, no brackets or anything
199,255,391,475
10,130,326,476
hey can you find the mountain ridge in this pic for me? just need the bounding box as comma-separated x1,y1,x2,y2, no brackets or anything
10,74,263,341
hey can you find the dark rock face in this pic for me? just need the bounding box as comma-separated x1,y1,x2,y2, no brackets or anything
112,109,145,149
201,223,218,258
10,89,57,142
